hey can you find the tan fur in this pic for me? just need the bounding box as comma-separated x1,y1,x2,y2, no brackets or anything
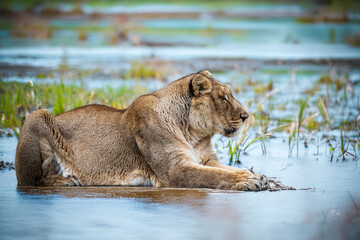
15,70,268,191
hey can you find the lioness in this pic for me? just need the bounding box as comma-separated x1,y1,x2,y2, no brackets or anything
15,70,268,191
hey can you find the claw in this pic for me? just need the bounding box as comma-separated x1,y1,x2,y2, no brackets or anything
254,181,261,191
244,182,251,190
262,175,268,185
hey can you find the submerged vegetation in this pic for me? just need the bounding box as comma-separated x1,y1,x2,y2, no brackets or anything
224,68,359,163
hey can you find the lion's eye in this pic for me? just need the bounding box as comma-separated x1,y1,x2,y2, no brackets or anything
220,96,227,102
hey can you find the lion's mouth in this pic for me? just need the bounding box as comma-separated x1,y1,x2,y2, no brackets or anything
224,126,239,135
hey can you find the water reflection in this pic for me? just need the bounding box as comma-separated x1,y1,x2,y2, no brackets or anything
17,186,214,204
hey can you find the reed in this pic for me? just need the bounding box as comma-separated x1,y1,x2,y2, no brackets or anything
0,80,145,137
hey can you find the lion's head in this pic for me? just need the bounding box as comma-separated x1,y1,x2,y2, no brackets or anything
189,70,249,138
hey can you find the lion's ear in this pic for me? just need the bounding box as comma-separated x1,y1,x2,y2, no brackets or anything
191,74,212,97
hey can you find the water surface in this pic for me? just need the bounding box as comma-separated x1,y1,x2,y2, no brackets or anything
1,136,359,240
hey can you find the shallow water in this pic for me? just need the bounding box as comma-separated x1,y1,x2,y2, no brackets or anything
1,135,360,240
1,44,360,67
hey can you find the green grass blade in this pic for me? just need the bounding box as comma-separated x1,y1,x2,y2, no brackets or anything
318,97,330,126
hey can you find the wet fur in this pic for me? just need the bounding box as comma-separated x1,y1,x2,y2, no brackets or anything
15,70,269,191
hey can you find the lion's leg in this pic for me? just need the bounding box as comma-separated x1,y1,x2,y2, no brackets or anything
136,129,268,191
197,142,264,178
201,153,264,175
203,158,252,172
169,161,268,191
15,110,81,186
36,137,81,186
204,159,268,188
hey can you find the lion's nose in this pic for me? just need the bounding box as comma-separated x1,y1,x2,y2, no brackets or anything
240,112,249,122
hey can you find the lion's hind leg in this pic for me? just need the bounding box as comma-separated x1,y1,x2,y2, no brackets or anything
36,138,81,186
15,110,81,186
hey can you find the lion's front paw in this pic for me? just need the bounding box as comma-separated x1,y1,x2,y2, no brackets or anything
233,169,269,191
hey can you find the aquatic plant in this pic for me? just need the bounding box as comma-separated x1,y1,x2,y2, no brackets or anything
222,65,359,161
329,28,336,43
125,62,164,80
77,29,88,42
11,16,52,39
226,116,252,165
328,115,360,161
348,33,360,47
296,95,311,156
244,132,273,155
287,95,311,157
227,140,241,165
318,97,330,126
288,122,296,157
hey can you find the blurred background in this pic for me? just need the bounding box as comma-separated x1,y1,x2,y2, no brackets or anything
1,1,360,86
